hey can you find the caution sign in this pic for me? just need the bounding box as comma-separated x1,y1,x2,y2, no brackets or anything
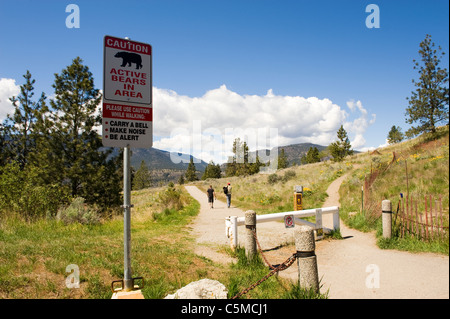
102,35,152,148
284,215,295,228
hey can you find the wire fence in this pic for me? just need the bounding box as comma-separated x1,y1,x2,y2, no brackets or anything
394,195,449,241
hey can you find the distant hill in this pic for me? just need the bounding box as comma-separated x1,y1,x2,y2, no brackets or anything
250,142,328,166
108,147,208,171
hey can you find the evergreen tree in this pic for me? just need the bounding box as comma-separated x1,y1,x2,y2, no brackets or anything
226,137,264,176
185,157,198,182
234,138,250,176
306,147,320,163
133,160,152,190
227,138,249,176
329,125,353,162
249,155,264,175
277,148,288,169
202,160,222,180
0,124,8,166
178,174,185,185
406,34,449,137
3,71,47,168
41,57,121,209
387,125,404,144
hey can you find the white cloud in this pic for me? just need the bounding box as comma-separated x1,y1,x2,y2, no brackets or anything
345,100,376,149
0,78,20,122
1,79,375,163
152,86,376,163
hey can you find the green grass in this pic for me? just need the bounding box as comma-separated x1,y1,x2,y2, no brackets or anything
0,186,218,299
1,183,327,299
224,247,328,299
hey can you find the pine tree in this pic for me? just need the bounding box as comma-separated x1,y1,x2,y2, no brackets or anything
277,148,288,169
4,71,47,168
306,147,320,163
387,125,404,144
42,57,121,209
329,125,353,162
249,155,264,175
133,160,152,190
406,34,449,137
202,160,222,180
226,138,250,176
185,157,198,182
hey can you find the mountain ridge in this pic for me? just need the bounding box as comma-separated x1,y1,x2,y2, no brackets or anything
120,142,330,172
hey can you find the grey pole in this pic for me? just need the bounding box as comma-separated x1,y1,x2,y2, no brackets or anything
123,145,133,291
295,226,319,293
244,210,257,260
122,36,133,292
382,200,392,239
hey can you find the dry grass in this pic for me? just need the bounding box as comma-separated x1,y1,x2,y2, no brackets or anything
339,126,449,253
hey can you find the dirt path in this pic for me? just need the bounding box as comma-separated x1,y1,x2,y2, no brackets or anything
185,175,449,299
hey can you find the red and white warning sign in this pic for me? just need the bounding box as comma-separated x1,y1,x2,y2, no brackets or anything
284,215,295,228
102,35,152,148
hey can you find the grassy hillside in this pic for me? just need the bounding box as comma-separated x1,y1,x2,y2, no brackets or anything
339,126,449,254
196,160,355,215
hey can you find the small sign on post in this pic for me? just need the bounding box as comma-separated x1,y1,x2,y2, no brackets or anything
284,215,295,228
294,186,303,211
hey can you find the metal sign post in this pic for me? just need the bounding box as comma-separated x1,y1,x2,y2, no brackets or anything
123,144,132,291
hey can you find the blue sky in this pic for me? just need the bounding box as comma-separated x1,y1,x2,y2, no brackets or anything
0,0,448,163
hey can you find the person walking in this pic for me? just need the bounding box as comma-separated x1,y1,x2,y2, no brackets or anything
206,185,216,208
225,182,232,208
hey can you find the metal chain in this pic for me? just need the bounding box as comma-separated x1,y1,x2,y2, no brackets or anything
231,229,297,299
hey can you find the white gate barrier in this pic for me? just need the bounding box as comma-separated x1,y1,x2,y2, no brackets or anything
225,206,340,249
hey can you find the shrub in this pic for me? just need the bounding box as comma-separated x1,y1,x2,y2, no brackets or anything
282,170,296,182
0,162,70,220
56,197,100,225
158,184,183,211
267,173,281,185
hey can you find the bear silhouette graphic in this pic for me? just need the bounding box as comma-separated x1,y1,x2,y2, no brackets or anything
114,51,143,69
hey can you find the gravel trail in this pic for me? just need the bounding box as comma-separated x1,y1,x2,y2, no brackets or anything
185,177,449,299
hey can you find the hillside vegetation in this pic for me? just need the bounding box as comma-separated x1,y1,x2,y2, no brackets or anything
197,126,449,254
340,126,449,253
0,128,447,298
0,185,222,298
196,160,354,215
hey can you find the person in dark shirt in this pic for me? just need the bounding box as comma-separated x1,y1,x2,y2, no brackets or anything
226,182,232,208
206,185,216,208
